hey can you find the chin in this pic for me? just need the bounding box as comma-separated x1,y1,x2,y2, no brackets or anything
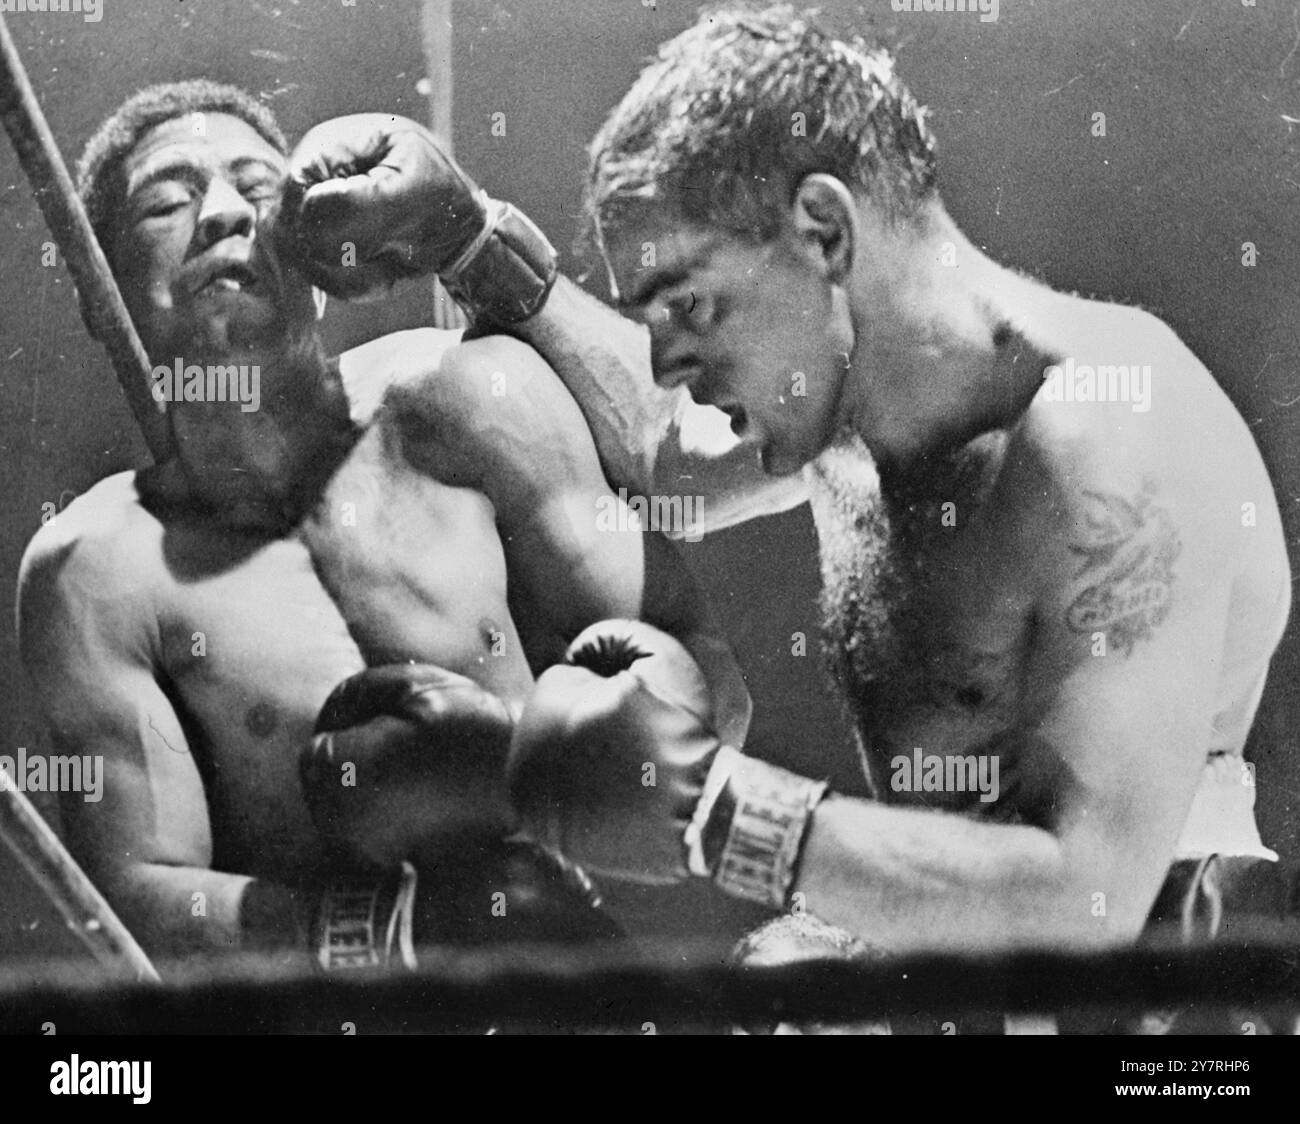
761,428,832,477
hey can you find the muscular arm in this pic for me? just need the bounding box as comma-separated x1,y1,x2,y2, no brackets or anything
791,466,1230,951
427,334,752,747
17,524,310,967
505,276,808,533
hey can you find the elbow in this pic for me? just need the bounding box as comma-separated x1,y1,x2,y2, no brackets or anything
1012,867,1152,951
983,831,1151,950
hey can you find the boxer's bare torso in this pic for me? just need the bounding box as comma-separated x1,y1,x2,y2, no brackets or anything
808,300,1290,827
24,348,529,886
19,331,684,909
524,229,1290,939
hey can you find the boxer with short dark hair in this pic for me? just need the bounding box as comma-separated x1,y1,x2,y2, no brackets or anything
275,3,1291,970
77,79,288,269
17,81,750,976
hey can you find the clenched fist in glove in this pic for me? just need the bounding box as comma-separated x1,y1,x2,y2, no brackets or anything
303,664,622,977
302,662,518,868
275,113,556,323
509,620,833,907
507,620,724,886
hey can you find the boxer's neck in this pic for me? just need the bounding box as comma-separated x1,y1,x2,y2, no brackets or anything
841,209,1065,471
167,334,356,529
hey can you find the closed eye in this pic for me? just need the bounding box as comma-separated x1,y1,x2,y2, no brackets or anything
237,178,279,205
668,289,716,333
133,184,197,222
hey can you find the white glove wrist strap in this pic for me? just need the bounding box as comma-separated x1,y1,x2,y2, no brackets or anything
316,861,418,972
701,755,828,909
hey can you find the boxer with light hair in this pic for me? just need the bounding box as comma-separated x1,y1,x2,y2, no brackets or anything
276,1,1290,985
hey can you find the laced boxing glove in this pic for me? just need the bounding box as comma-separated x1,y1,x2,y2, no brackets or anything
302,662,518,867
276,113,556,325
509,620,831,907
507,620,721,886
303,664,621,975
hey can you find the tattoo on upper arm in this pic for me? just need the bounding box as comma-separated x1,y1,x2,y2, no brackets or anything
1064,485,1182,656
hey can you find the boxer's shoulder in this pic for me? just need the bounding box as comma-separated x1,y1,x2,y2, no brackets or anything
338,327,464,427
21,470,161,574
376,330,586,482
18,471,164,637
416,332,568,421
1020,306,1252,510
1010,304,1273,601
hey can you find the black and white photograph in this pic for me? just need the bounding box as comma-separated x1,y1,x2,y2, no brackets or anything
0,0,1297,1088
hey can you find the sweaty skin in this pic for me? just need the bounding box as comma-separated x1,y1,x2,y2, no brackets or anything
16,113,747,962
507,195,1290,951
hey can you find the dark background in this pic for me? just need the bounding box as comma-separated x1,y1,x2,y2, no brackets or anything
1,0,1297,967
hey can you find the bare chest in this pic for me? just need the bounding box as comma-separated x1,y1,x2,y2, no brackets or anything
296,424,532,695
153,532,366,872
806,435,1036,811
149,427,533,868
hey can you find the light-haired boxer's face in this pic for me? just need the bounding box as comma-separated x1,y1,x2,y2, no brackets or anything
603,215,853,477
109,113,317,361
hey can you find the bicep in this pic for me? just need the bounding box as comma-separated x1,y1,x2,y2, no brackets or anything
1026,508,1231,932
18,560,211,879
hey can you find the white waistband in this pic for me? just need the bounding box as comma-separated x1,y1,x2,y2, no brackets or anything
1174,754,1277,861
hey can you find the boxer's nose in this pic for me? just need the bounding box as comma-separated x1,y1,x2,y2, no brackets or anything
649,328,698,391
194,177,256,251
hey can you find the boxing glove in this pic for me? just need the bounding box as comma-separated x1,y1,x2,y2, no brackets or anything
276,113,556,323
313,839,624,991
506,620,722,885
302,662,518,868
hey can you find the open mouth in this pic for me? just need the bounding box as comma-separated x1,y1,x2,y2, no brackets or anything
194,261,262,296
719,403,749,436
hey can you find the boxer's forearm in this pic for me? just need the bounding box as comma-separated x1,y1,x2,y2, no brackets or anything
107,861,314,971
792,795,1143,951
515,278,808,530
512,277,666,497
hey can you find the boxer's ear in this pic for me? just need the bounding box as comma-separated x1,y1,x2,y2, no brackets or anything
789,174,856,285
313,287,328,320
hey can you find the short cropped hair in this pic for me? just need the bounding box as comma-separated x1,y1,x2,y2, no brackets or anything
585,3,937,246
75,80,287,263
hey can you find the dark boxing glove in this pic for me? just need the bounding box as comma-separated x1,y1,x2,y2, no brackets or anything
312,839,622,978
277,113,556,324
305,665,621,977
302,662,518,868
507,620,722,886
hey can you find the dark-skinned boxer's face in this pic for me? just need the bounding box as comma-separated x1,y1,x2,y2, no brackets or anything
602,211,855,477
108,113,317,361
